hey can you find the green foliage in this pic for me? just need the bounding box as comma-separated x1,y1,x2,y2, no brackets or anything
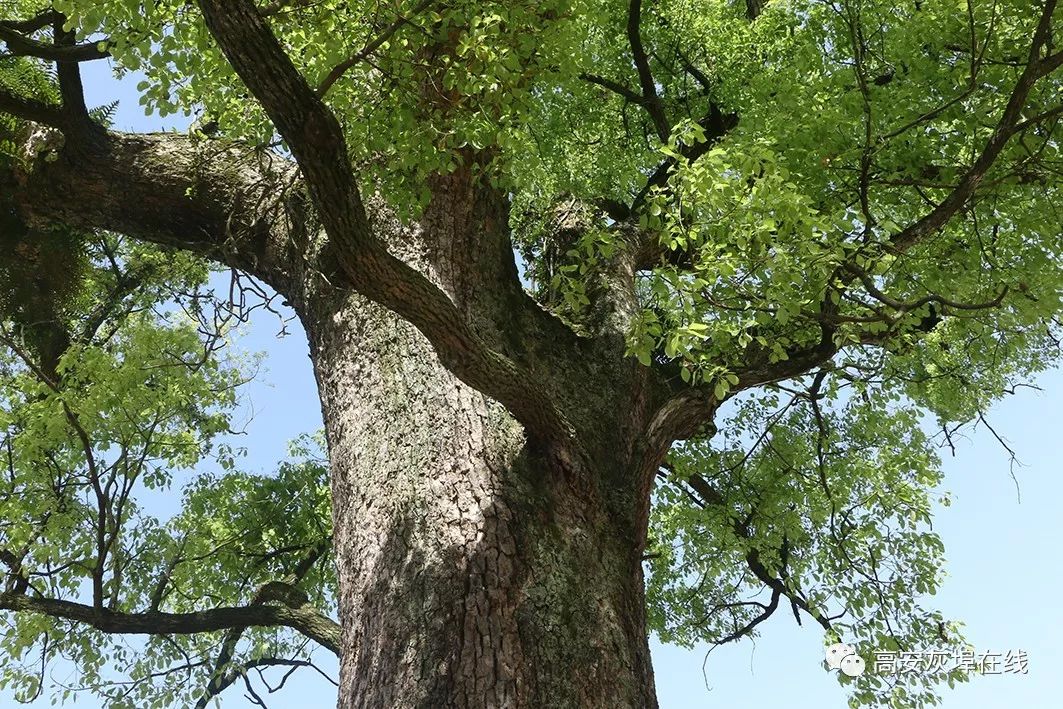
648,376,972,707
2,0,1062,706
52,0,582,215
0,56,59,167
0,235,334,707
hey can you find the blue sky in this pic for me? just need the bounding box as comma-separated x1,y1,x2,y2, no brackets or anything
3,59,1061,708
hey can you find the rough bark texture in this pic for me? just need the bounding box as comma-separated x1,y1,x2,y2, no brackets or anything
307,298,657,708
0,3,683,697
292,176,661,708
2,1,1059,706
33,5,690,700
4,117,673,708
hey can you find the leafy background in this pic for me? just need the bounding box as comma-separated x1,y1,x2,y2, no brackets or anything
1,1,1061,706
1,59,1055,709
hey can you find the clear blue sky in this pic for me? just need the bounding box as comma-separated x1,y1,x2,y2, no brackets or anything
4,59,1061,709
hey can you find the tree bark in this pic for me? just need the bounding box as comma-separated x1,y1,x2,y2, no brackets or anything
6,124,668,709
1,1,1059,705
304,294,658,708
279,168,662,706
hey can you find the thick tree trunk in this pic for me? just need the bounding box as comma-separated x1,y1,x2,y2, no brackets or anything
302,287,658,707
8,120,664,707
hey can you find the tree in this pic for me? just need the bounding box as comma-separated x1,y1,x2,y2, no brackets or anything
0,0,1061,706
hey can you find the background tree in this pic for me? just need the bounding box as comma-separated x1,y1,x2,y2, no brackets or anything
1,0,1061,707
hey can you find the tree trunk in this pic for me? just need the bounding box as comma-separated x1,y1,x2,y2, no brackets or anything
303,293,658,708
7,121,664,707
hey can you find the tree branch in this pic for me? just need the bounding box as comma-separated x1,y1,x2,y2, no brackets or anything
52,15,90,119
0,9,57,35
626,0,671,143
890,0,1061,253
6,129,304,297
0,21,109,62
195,540,330,709
0,592,340,655
316,0,435,97
675,470,833,640
630,102,738,227
0,86,66,127
578,72,647,105
646,0,1062,444
196,0,577,447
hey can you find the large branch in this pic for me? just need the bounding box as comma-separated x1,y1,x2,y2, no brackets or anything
4,129,302,296
646,335,836,447
0,9,56,35
0,591,340,655
626,0,670,143
52,15,90,119
195,0,577,447
0,86,66,127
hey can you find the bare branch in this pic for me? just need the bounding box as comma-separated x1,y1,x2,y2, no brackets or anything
51,16,90,131
0,592,341,655
1012,103,1063,132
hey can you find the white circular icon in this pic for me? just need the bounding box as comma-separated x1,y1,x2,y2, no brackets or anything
826,643,856,670
840,654,866,677
825,642,865,676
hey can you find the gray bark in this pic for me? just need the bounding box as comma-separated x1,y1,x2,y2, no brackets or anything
4,116,674,707
291,175,661,708
307,295,658,708
3,2,1059,706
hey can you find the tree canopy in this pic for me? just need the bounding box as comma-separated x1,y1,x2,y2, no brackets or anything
1,0,1061,707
